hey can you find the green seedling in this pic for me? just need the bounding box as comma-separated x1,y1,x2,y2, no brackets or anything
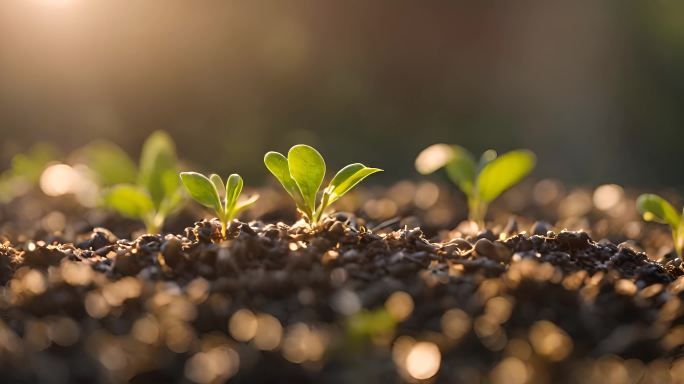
180,172,259,237
637,194,684,259
264,144,382,225
104,131,184,234
72,140,138,187
0,143,58,202
415,144,536,227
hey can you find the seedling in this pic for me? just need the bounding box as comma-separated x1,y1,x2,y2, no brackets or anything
0,143,58,202
180,172,259,237
415,144,536,227
104,131,184,234
636,194,684,259
264,144,382,225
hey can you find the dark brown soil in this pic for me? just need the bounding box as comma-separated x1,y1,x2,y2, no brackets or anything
1,212,684,383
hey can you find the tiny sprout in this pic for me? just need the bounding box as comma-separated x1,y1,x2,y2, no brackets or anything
104,131,184,234
264,144,382,225
636,194,684,259
416,144,536,227
180,172,258,237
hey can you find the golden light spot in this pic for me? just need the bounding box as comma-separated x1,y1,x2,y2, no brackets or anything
485,296,513,324
229,309,258,342
533,179,562,205
385,291,414,321
441,308,471,341
414,182,440,209
528,321,573,361
184,346,240,384
23,270,46,295
98,343,127,371
490,357,529,384
505,338,532,360
186,278,210,304
42,211,66,232
363,198,398,220
40,164,79,196
85,291,110,319
615,279,637,296
558,189,593,218
103,277,142,307
47,317,80,346
165,321,194,353
61,261,93,286
593,184,624,211
282,323,327,363
405,341,441,380
132,315,160,344
253,313,283,351
415,144,453,174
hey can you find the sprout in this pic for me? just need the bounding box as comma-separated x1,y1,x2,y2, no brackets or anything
416,144,536,227
636,194,684,259
104,131,184,234
180,172,259,237
264,144,382,225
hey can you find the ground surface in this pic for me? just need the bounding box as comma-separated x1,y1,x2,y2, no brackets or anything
2,208,684,383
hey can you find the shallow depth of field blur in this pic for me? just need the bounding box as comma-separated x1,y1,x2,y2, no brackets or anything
5,2,684,384
1,0,684,188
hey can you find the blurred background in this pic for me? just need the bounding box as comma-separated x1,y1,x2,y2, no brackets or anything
1,0,684,187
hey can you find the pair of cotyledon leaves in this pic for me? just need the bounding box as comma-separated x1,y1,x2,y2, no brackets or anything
415,143,536,203
179,172,258,224
264,145,382,221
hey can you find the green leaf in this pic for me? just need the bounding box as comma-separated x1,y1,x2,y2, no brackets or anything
73,140,137,186
180,172,221,211
138,131,178,209
476,149,536,203
234,194,259,214
326,163,382,203
209,174,225,200
288,145,325,215
264,151,303,204
105,185,154,219
444,146,477,197
12,143,58,183
636,194,681,228
225,174,244,213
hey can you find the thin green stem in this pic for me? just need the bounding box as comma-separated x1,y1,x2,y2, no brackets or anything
467,198,489,229
674,225,684,259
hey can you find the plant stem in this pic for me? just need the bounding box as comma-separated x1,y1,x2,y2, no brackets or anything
675,224,684,259
313,192,331,224
221,219,228,238
468,198,489,229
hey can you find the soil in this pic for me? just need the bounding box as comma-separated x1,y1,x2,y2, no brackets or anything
1,183,684,383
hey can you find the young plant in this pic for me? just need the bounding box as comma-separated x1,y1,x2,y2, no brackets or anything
264,144,382,225
180,172,259,237
636,194,684,259
104,131,184,234
415,144,536,227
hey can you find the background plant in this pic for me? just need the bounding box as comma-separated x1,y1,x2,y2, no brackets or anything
637,194,684,259
0,143,58,202
104,131,184,234
264,144,382,225
415,144,536,227
180,172,258,237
